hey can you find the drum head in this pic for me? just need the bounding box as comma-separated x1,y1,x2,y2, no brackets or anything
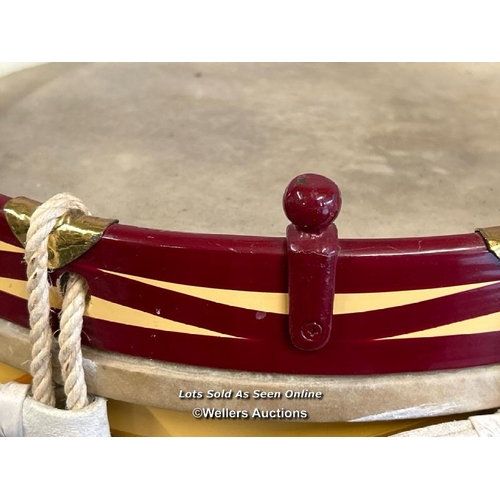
1,62,499,238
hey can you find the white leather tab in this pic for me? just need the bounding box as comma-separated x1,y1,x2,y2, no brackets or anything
22,394,111,437
0,382,30,437
469,411,500,437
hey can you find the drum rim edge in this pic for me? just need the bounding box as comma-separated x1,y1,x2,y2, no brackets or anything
2,317,499,423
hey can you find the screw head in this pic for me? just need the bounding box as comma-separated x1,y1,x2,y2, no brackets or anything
300,322,323,342
283,173,342,230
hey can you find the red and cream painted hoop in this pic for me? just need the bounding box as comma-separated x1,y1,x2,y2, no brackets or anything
1,172,500,378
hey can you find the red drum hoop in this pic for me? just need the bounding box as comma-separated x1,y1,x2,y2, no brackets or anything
1,192,500,377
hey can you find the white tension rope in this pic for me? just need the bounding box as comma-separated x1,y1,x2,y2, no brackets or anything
25,193,90,409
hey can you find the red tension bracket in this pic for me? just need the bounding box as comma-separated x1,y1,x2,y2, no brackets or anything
283,173,342,351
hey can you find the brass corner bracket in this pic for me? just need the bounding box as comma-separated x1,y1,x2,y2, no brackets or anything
477,226,500,261
4,196,118,269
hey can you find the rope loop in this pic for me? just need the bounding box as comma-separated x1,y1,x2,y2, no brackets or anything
25,193,91,409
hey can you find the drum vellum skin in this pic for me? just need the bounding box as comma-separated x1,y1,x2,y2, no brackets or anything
1,63,500,436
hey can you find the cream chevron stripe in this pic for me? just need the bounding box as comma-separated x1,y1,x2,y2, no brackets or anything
0,240,23,254
0,277,237,339
379,310,500,340
101,269,500,315
1,276,499,341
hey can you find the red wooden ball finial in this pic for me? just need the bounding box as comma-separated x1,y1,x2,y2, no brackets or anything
283,173,342,230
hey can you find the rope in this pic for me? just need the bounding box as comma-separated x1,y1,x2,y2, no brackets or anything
25,193,90,409
58,273,89,410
